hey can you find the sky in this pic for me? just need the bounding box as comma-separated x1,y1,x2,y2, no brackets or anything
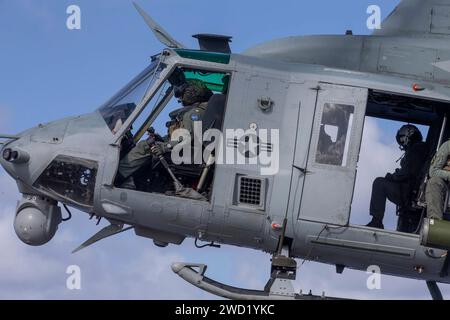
1,0,449,300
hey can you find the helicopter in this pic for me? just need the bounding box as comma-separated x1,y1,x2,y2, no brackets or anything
3,0,450,300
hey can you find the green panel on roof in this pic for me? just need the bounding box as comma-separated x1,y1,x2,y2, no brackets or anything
175,49,230,64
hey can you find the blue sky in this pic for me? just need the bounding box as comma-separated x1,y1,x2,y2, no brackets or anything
2,0,448,300
0,0,398,132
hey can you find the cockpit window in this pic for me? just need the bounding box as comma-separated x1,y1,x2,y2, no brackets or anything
114,66,231,198
98,58,167,133
183,69,229,93
129,67,230,141
34,155,98,207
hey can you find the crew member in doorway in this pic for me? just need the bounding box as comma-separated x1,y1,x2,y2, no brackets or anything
425,140,450,220
366,125,428,229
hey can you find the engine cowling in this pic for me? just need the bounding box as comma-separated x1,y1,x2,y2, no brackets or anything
14,195,62,246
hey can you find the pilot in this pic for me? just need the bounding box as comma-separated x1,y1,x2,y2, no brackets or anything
117,79,212,189
366,125,428,229
425,140,450,220
150,79,213,157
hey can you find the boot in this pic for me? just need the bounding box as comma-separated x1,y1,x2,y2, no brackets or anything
366,217,384,229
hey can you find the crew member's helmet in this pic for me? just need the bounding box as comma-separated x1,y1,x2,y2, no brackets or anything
174,79,213,106
396,124,423,150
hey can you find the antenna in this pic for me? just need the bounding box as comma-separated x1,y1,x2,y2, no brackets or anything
133,2,185,49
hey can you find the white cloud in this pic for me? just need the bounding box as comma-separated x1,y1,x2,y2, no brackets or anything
351,117,404,228
0,170,205,299
294,260,450,300
0,172,17,201
226,243,450,300
0,207,206,299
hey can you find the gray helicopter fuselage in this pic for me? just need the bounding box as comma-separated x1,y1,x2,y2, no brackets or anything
245,34,450,86
2,45,450,285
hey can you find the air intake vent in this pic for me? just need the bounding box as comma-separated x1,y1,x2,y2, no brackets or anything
237,176,266,210
192,34,232,53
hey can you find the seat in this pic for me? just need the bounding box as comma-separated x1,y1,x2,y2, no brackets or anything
396,206,424,234
201,94,227,132
396,142,434,233
169,94,227,185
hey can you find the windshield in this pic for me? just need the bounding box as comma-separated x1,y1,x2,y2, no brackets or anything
98,58,166,133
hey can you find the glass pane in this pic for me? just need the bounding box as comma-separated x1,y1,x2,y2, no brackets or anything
131,79,175,139
129,68,230,142
183,70,230,93
316,103,355,166
34,156,98,206
98,59,166,133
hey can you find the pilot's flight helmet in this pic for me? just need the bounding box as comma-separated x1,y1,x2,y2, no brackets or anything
174,79,213,106
396,124,423,150
168,68,186,87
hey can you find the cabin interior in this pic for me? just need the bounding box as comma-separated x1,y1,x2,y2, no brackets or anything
113,66,230,200
353,89,450,234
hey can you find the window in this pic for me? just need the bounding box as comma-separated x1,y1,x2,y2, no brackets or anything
129,67,230,143
115,66,231,198
316,103,354,166
183,69,230,93
130,78,173,141
98,59,167,134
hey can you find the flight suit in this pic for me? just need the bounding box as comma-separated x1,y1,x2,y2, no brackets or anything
370,141,428,221
118,138,153,180
426,140,450,219
117,102,207,184
167,102,208,138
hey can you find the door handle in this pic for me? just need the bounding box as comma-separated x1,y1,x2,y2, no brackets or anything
293,165,311,175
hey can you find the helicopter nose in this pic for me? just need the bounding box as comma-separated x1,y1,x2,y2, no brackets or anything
0,137,31,181
0,147,7,171
1,146,29,165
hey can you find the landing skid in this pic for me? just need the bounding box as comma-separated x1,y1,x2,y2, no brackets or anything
171,262,344,300
427,281,444,300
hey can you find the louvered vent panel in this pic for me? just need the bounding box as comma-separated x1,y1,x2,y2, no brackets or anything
237,176,265,209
